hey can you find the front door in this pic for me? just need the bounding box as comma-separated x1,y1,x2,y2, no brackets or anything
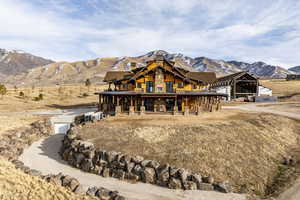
144,98,154,111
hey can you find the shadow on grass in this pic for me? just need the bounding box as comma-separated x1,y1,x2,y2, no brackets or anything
45,102,98,110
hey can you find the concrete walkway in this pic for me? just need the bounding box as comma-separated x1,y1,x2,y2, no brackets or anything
224,102,300,120
18,109,245,200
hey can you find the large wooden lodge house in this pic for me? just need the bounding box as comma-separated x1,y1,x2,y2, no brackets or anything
96,55,226,115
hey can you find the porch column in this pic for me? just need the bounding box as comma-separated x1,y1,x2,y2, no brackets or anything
129,96,135,115
98,94,102,111
115,96,121,116
196,96,201,115
184,96,189,116
173,96,178,115
140,97,145,115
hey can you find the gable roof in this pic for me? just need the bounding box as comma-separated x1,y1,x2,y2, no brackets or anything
103,71,133,82
186,72,217,84
218,71,257,81
213,71,258,86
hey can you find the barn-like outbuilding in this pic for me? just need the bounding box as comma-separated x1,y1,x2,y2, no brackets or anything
211,71,272,101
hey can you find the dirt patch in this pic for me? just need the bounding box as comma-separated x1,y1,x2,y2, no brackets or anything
0,157,95,200
77,113,300,197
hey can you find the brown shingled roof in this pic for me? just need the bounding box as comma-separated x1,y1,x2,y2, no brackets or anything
103,71,133,82
186,72,217,84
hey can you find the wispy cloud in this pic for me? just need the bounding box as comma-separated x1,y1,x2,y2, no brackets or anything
0,0,300,68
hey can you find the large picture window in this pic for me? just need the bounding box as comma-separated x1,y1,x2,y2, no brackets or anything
166,81,174,93
146,81,154,93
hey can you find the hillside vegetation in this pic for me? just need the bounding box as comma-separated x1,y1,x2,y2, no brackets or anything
0,85,107,112
260,79,300,101
78,113,300,196
0,157,94,200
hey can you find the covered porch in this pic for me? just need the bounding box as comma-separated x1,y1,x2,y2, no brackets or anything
96,91,226,116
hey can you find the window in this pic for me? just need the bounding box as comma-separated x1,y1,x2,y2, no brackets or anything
166,82,174,93
136,82,142,88
157,87,163,92
123,84,128,89
177,82,184,88
146,81,154,93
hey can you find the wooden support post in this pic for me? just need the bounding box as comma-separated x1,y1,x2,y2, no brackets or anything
129,96,134,115
140,97,145,115
232,80,236,99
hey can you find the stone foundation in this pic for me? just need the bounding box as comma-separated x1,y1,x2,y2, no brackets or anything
115,106,122,116
129,106,135,115
140,106,145,115
184,106,190,116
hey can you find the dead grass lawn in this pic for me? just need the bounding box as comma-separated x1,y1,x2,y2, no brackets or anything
0,157,95,200
78,112,300,196
260,79,300,101
0,84,107,112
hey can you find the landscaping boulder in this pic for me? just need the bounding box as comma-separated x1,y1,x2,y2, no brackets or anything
102,167,111,177
141,167,156,184
131,155,144,164
168,178,182,189
95,187,112,199
74,185,85,194
86,186,99,196
197,182,214,191
214,181,232,193
202,176,214,184
183,181,197,190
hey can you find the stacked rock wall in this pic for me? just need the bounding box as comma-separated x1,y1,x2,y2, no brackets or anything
61,124,231,193
0,119,125,200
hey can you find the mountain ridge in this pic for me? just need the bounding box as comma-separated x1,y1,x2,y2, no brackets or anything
0,48,54,78
1,49,295,86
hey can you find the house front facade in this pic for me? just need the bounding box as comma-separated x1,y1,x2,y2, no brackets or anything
97,55,227,115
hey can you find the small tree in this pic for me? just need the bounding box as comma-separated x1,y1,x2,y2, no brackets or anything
19,91,25,97
0,84,7,99
14,85,18,92
85,78,91,92
31,85,35,93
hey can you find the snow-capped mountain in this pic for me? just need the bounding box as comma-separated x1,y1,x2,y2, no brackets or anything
2,49,296,86
227,61,293,78
0,48,53,78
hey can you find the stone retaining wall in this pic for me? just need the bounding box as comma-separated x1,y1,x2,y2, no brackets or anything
60,124,231,193
0,119,125,200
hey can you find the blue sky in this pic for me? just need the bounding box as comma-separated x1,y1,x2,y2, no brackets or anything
1,0,300,68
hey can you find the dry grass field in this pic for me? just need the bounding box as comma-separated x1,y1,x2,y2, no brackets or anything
259,103,300,114
260,79,300,101
0,157,95,200
78,112,300,196
0,115,47,136
0,84,107,112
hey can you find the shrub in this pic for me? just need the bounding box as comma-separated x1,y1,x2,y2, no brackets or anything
82,93,89,97
0,84,7,99
33,93,44,101
19,91,25,97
